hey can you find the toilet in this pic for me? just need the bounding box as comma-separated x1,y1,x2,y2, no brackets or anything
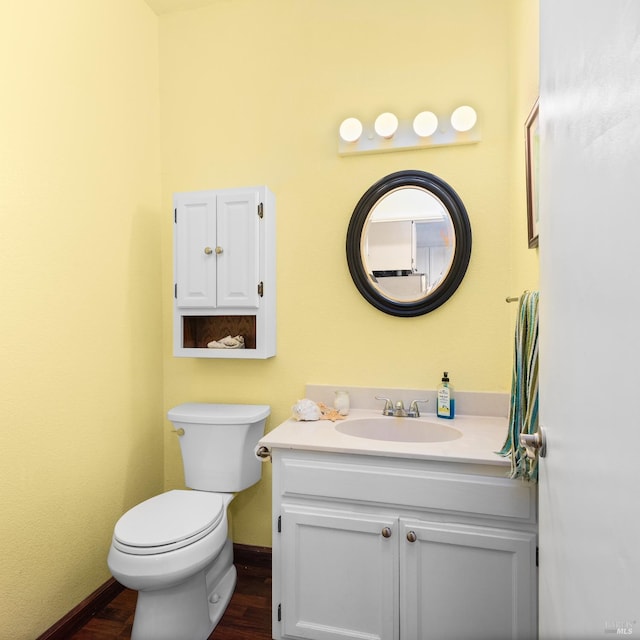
107,403,270,640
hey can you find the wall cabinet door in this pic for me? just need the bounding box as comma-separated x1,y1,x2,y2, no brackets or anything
280,505,399,640
215,191,259,308
175,192,218,308
175,190,259,309
400,519,537,640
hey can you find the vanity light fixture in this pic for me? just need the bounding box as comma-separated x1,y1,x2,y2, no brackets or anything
413,111,439,138
339,117,364,143
374,112,399,139
338,105,481,156
450,105,478,132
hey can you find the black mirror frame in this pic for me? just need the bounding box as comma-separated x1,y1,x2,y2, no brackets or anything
346,170,472,317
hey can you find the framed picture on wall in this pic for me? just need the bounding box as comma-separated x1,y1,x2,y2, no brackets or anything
525,98,539,248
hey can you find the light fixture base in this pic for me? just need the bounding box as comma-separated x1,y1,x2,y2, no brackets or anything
338,117,480,156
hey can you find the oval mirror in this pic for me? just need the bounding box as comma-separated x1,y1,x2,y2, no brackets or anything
346,170,471,317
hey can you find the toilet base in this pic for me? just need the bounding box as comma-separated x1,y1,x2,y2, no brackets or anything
130,538,236,640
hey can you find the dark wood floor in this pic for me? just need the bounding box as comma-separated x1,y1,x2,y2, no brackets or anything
67,551,272,640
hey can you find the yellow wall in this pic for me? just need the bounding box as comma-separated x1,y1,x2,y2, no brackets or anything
0,2,163,638
159,0,536,547
509,0,540,292
0,1,539,636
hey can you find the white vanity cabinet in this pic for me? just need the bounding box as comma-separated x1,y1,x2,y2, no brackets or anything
271,449,537,640
173,186,275,358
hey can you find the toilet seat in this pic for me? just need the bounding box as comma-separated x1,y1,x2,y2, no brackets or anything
113,490,225,556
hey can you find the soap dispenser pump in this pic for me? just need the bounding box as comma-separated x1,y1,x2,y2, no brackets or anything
437,371,455,419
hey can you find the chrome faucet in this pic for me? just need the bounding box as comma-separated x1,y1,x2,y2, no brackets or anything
394,401,408,417
376,396,428,418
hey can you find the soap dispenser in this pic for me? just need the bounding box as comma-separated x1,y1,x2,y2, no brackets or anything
437,371,455,419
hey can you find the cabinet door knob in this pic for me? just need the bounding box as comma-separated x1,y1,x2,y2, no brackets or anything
215,246,223,254
381,527,392,538
406,531,417,543
204,246,213,255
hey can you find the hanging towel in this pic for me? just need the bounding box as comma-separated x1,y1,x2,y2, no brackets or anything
498,290,540,482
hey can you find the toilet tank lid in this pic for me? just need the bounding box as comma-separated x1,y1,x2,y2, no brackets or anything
168,403,270,424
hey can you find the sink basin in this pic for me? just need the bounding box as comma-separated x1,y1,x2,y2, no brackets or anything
335,417,462,443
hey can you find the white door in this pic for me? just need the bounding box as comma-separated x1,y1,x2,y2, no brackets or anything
216,191,260,308
175,189,260,310
280,506,398,640
400,519,536,640
539,1,640,637
174,192,217,308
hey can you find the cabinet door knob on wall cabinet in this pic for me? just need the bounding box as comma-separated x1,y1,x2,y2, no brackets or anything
204,246,213,255
215,246,223,254
406,531,417,543
381,527,392,538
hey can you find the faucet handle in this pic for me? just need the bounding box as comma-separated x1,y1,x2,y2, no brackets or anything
375,395,394,416
408,399,429,418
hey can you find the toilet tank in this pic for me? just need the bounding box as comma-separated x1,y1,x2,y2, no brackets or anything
168,403,270,492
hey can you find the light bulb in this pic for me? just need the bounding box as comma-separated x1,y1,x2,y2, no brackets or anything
413,111,439,137
450,106,477,132
339,117,363,143
374,112,399,139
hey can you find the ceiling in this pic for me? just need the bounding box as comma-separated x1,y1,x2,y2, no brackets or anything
144,0,222,15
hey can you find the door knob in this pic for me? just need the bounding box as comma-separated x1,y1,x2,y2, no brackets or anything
381,527,392,538
215,246,223,254
406,531,417,543
519,428,546,458
204,246,213,255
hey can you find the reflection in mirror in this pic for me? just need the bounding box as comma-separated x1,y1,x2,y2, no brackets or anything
363,187,455,302
346,170,471,317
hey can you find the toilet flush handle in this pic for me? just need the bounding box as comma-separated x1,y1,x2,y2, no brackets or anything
256,446,271,461
172,428,185,436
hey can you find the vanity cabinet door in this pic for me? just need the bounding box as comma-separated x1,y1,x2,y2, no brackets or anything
400,519,537,640
279,505,399,640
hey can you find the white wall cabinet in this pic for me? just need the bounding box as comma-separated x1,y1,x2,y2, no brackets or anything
271,450,537,640
173,186,275,358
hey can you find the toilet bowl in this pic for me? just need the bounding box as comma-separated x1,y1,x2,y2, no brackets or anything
108,490,234,639
107,403,270,640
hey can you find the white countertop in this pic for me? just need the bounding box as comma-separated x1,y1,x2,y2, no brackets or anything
259,408,510,467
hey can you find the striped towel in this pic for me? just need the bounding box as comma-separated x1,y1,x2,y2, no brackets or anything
498,290,539,482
